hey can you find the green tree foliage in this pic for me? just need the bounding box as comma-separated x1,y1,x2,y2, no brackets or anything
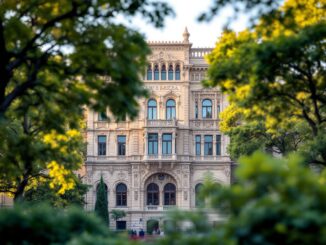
0,119,85,202
205,0,326,163
156,152,326,245
111,209,126,222
95,177,109,226
0,204,124,244
0,0,173,201
24,178,89,208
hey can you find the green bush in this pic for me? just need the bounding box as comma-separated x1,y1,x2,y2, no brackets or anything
0,205,109,244
156,152,326,245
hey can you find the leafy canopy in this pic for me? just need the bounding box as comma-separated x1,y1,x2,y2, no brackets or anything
0,0,173,200
205,0,326,163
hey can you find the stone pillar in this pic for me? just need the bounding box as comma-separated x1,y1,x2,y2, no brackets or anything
144,133,148,159
158,133,162,158
172,131,176,159
201,135,204,159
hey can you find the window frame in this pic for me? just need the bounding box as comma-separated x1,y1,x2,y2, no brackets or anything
216,135,221,156
168,64,173,80
147,65,152,80
161,64,167,80
116,183,127,207
117,135,126,156
175,64,180,80
148,133,158,155
195,135,201,156
204,135,213,156
202,99,212,119
147,99,157,120
164,183,176,206
98,135,107,156
147,183,159,205
166,99,176,120
98,112,107,121
154,64,159,80
162,133,172,155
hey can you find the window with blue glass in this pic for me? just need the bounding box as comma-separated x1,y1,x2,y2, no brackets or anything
161,64,166,80
98,135,107,156
202,99,212,118
162,133,172,155
147,99,157,120
216,135,221,156
195,135,201,156
166,99,176,120
195,101,198,119
204,135,213,155
175,64,180,80
154,64,159,80
98,112,107,121
147,65,152,80
118,135,126,156
116,183,127,206
168,64,173,80
148,133,158,155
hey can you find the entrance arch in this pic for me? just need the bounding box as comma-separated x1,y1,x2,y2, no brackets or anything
144,173,177,207
147,219,159,234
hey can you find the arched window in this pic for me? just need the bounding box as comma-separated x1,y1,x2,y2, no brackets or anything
147,183,159,205
195,183,203,207
116,183,127,206
164,183,176,205
168,64,173,80
202,99,212,118
175,64,180,80
161,64,167,80
154,64,159,80
147,99,157,120
147,65,152,80
166,99,176,120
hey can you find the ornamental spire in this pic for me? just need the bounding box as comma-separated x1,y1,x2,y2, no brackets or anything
183,27,190,43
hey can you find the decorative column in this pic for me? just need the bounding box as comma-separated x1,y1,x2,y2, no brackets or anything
158,132,162,159
144,132,148,159
200,135,204,160
172,131,176,160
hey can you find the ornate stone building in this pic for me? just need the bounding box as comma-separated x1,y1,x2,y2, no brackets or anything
84,28,231,231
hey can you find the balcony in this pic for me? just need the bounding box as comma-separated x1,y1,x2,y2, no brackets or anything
94,121,109,129
190,48,212,59
143,154,177,162
193,155,229,162
145,205,176,211
190,119,219,130
145,119,177,128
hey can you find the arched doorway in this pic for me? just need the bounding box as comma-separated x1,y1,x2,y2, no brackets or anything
147,219,159,234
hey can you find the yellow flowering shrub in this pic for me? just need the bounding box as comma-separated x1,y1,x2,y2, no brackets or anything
47,161,75,195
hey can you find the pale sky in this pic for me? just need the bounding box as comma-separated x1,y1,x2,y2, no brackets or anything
128,0,250,47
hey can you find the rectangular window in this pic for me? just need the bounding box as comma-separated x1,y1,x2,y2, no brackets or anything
216,135,221,156
195,135,201,156
118,135,126,156
98,112,107,121
98,135,106,156
148,133,158,155
204,135,213,156
162,133,172,155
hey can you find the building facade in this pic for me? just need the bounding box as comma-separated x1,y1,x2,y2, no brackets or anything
83,29,231,231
